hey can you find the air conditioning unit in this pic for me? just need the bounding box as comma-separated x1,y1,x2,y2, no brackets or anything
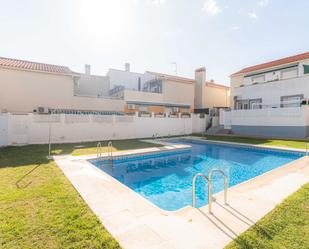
34,106,49,114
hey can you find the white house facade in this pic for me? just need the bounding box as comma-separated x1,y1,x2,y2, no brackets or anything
231,52,309,110
220,52,309,138
74,64,110,98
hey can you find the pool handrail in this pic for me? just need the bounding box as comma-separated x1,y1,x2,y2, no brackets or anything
192,173,212,213
97,142,102,158
306,143,309,156
208,169,228,207
108,141,113,161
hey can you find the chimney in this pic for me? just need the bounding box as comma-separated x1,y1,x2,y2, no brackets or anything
194,67,206,109
85,64,91,75
125,63,130,72
194,67,206,83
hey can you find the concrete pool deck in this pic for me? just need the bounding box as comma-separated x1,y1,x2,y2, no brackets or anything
55,139,309,249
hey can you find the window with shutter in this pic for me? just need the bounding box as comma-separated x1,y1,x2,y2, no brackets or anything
304,65,309,74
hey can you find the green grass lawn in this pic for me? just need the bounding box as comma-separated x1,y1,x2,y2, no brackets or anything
1,136,308,248
0,139,162,249
203,135,308,150
50,139,163,156
225,182,309,249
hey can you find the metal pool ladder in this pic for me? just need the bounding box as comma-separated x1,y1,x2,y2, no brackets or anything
192,169,228,213
306,143,309,156
107,141,113,161
97,142,102,158
208,169,228,208
192,173,212,213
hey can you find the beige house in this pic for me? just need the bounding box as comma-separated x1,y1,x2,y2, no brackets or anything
109,71,195,115
109,66,230,115
0,56,230,117
0,57,124,114
194,67,230,113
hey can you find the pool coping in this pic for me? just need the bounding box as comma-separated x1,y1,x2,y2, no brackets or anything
178,135,308,153
54,138,309,249
57,140,191,161
89,137,305,214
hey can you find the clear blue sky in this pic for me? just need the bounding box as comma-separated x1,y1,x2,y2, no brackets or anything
0,0,308,85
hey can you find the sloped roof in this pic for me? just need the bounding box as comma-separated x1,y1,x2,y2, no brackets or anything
231,52,309,76
205,81,229,89
146,71,195,84
0,56,73,75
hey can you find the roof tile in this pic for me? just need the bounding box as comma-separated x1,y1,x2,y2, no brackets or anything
232,52,309,76
0,56,72,75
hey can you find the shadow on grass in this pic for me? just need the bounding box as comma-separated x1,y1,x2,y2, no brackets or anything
0,139,163,167
15,164,41,189
51,139,163,155
0,145,50,168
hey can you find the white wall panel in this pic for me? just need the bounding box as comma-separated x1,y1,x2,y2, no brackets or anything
3,113,207,146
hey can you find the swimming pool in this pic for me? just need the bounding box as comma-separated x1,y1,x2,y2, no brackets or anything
92,139,304,211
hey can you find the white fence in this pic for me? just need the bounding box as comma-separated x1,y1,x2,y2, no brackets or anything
220,107,308,127
0,113,207,146
220,106,309,138
0,113,8,146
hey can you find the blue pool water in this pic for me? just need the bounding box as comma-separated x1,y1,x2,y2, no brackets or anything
92,139,304,211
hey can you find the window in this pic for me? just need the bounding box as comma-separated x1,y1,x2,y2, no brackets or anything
127,104,135,110
281,67,298,79
266,71,280,82
249,99,262,109
304,65,309,74
235,100,249,110
251,75,265,84
143,79,162,93
165,107,172,113
139,105,148,112
281,94,303,108
138,77,141,91
73,77,80,88
172,107,179,113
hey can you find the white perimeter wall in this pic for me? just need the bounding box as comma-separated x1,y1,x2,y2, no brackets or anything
0,113,8,146
220,106,309,127
0,113,207,146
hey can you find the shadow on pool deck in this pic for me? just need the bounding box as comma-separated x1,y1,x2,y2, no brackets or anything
197,201,274,248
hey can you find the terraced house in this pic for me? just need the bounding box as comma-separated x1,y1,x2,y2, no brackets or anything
0,57,124,114
230,52,309,109
220,52,309,138
0,55,229,118
109,65,230,116
109,70,195,116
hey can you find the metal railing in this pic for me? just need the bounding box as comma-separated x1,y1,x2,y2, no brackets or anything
152,133,160,139
97,142,102,158
208,169,228,208
192,173,212,213
96,141,113,160
107,141,113,161
192,169,229,214
306,143,309,156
